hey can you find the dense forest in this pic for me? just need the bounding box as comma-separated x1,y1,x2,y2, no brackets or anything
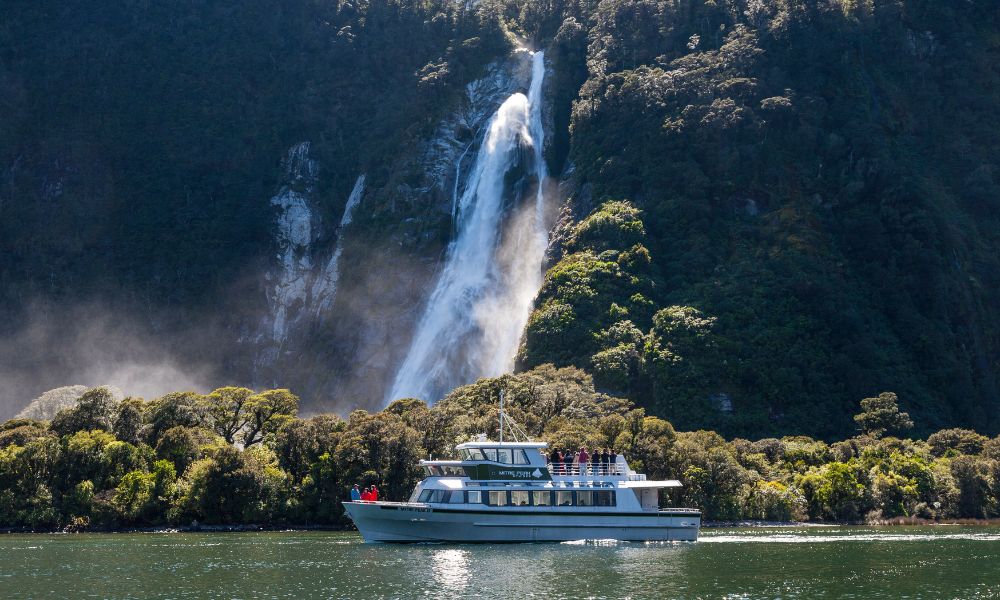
519,0,1000,438
2,0,999,440
3,377,1000,531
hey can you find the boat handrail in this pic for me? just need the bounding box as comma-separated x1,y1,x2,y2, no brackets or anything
351,500,428,508
547,463,626,477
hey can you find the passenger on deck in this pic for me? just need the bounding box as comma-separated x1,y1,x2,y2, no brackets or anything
549,448,561,468
371,485,379,502
562,449,573,474
578,447,590,475
610,450,619,472
351,484,361,502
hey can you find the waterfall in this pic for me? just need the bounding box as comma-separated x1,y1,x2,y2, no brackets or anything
388,50,551,403
311,174,366,319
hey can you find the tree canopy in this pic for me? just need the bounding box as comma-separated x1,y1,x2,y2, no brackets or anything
3,376,1000,531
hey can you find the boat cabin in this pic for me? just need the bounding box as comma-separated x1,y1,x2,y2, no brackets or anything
410,440,682,512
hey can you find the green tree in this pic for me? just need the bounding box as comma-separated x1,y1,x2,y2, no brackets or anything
742,480,807,521
949,456,996,518
204,387,256,445
50,387,120,437
58,429,117,489
299,452,344,523
101,440,153,488
854,392,913,437
0,421,53,449
811,461,869,521
927,428,989,457
146,392,208,444
242,389,299,447
113,470,156,523
334,411,424,501
63,480,95,521
113,397,146,445
154,427,203,476
177,446,266,524
275,416,343,482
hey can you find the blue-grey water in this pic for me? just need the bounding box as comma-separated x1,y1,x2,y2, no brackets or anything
1,526,998,599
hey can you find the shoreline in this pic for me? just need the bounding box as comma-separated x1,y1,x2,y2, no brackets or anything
6,518,1000,535
0,523,355,535
705,517,1000,528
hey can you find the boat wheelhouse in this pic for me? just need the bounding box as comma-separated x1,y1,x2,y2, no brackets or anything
344,432,701,543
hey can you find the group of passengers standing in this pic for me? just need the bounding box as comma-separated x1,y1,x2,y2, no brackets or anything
350,484,379,502
547,447,619,475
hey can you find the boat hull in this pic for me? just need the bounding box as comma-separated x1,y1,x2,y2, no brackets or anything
344,502,700,543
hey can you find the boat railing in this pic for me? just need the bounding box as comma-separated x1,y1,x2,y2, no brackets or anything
547,463,625,477
353,500,428,508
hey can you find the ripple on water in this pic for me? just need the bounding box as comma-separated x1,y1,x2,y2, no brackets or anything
1,528,999,599
702,531,1000,543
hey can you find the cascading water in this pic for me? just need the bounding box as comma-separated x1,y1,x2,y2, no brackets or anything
311,174,366,320
387,50,552,403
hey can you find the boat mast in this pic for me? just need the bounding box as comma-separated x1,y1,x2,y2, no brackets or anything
499,391,504,444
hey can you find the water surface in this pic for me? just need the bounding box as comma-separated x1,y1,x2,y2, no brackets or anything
1,526,997,599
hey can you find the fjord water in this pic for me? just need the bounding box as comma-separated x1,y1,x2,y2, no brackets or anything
3,527,999,599
388,50,553,404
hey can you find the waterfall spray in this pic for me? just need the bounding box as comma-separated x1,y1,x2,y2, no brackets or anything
388,50,551,403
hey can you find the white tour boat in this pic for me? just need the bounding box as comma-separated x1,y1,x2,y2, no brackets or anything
344,403,701,543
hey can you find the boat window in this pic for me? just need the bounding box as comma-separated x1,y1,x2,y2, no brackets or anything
441,466,465,476
482,448,498,462
555,491,574,506
513,450,529,465
467,490,482,504
531,491,552,506
423,466,434,476
420,489,452,503
577,491,594,506
595,490,616,507
462,449,486,461
487,490,508,506
497,448,513,464
510,490,529,506
449,491,465,503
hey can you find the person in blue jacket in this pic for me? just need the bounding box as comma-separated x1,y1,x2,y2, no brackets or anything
350,484,361,502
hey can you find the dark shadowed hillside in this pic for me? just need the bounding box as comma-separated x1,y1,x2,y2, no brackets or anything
520,0,1000,438
1,0,998,439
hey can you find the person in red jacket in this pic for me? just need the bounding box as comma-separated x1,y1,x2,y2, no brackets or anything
360,486,372,501
371,485,379,502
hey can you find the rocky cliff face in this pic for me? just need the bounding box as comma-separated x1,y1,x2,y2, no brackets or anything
248,52,540,413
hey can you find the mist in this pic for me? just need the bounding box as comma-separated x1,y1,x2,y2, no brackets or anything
0,300,214,420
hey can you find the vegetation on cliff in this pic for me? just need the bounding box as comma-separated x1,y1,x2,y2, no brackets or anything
3,377,1000,531
519,0,1000,439
1,0,998,438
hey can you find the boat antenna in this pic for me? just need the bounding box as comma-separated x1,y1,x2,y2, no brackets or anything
499,390,504,444
496,388,531,443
